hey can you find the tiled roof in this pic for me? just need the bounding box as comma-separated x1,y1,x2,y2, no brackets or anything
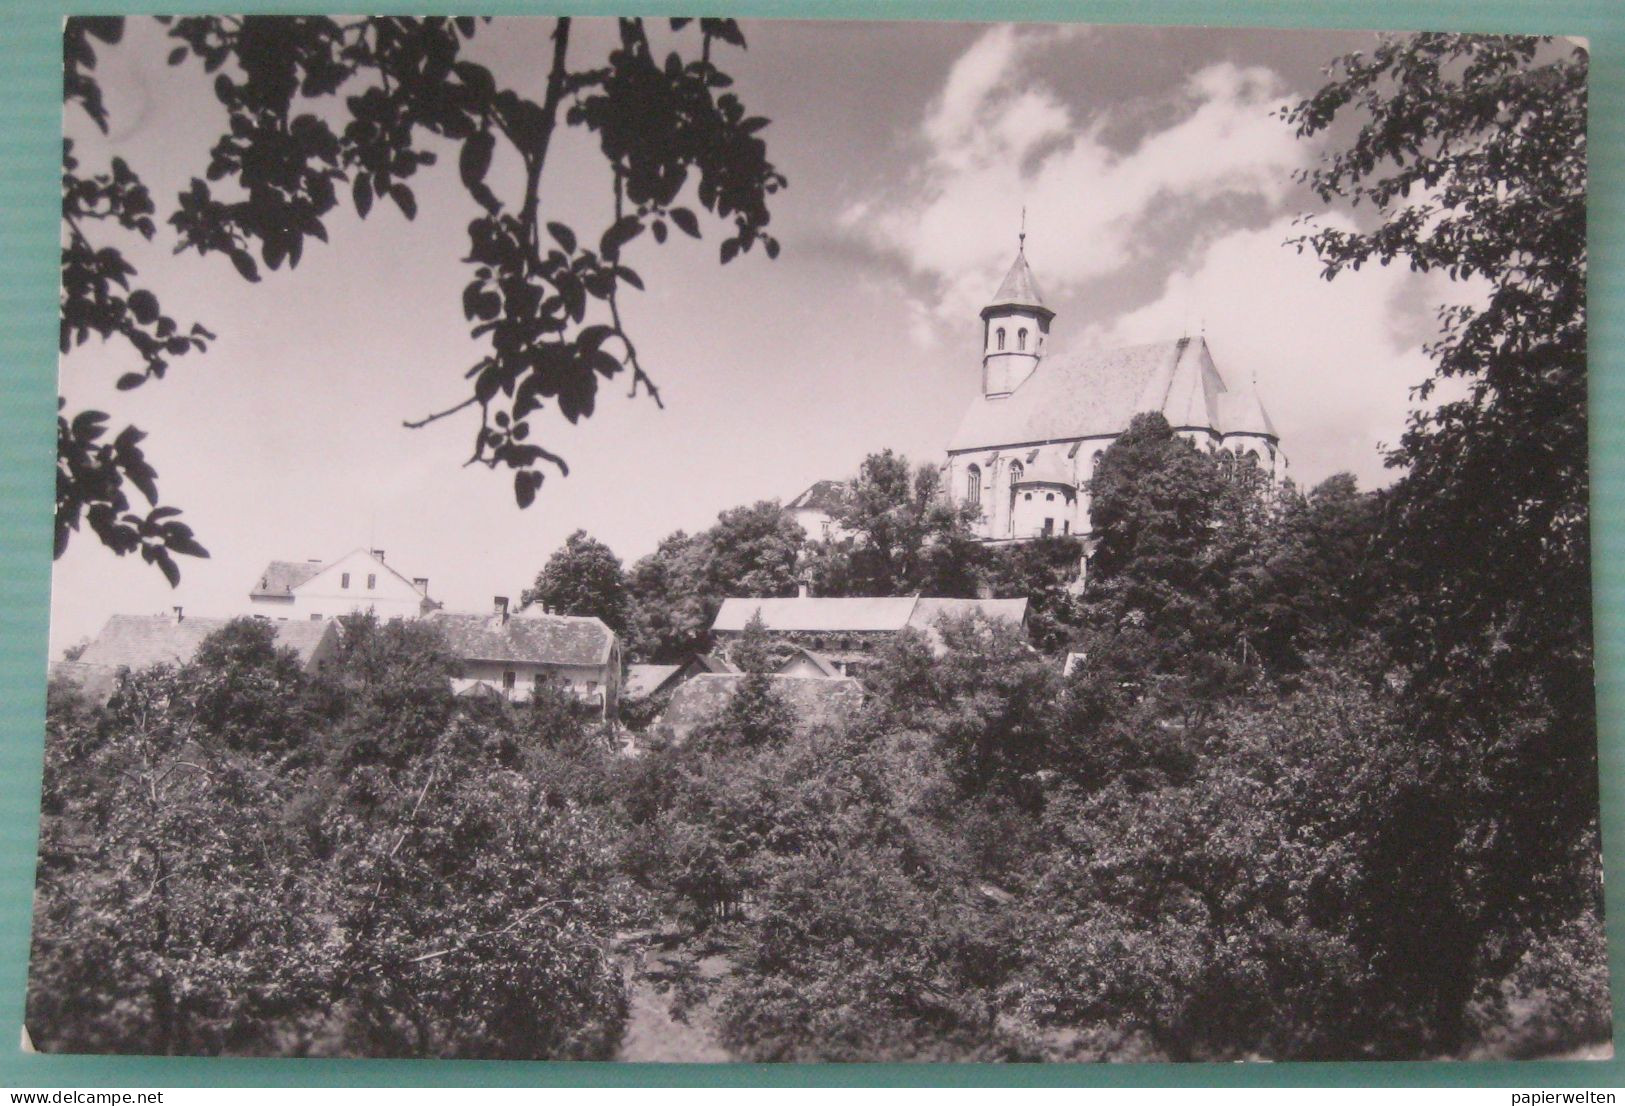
786,479,849,513
624,663,683,699
949,336,1275,452
75,614,336,672
424,610,615,667
711,596,1027,637
657,673,865,742
985,250,1049,314
250,560,325,598
1216,388,1278,438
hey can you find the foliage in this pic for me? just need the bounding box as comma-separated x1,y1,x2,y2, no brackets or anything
803,450,981,599
59,14,785,578
521,529,632,634
1287,32,1600,1053
627,501,804,660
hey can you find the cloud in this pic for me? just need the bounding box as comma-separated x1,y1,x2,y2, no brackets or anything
1084,215,1487,491
844,26,1310,320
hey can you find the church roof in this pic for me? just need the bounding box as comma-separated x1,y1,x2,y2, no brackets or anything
983,250,1051,317
949,336,1276,452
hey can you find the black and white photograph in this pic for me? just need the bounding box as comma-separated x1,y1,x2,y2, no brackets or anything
34,14,1605,1063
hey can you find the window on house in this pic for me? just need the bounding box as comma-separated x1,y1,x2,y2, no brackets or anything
1018,328,1028,350
534,673,545,693
341,573,350,589
367,573,376,590
966,464,981,504
1046,492,1054,502
1063,520,1071,535
503,670,516,691
1024,492,1032,501
996,328,1006,350
1043,518,1055,536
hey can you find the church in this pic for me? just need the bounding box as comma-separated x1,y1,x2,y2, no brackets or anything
945,244,1287,543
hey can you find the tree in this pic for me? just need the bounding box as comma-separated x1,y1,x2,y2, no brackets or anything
521,529,631,634
805,450,980,598
627,500,803,660
1286,33,1599,1051
60,15,786,581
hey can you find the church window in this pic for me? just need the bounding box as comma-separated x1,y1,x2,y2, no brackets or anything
1045,492,1054,502
966,464,981,504
1244,449,1260,468
1024,492,1032,501
1221,452,1237,480
1009,461,1023,483
996,328,1006,351
1018,328,1028,350
1091,450,1104,472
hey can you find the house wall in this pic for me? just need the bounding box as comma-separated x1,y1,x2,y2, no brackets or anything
454,659,618,717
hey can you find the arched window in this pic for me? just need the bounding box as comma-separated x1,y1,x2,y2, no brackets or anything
1009,460,1023,484
1018,328,1028,351
996,328,1006,351
966,464,981,505
1091,450,1104,474
1220,451,1237,480
1244,449,1260,468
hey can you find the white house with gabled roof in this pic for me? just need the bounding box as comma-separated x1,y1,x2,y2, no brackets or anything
248,548,439,622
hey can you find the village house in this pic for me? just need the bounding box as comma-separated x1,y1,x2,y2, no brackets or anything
249,548,439,621
53,609,340,704
784,479,851,542
424,598,622,719
710,594,1029,675
947,243,1287,544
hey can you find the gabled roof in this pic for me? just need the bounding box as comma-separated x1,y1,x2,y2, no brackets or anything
775,647,844,678
950,336,1275,452
250,560,325,599
251,548,434,602
424,610,616,667
711,596,1028,637
786,479,849,513
75,614,336,672
983,249,1051,317
657,673,866,741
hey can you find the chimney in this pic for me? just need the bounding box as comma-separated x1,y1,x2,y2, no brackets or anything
370,549,385,562
412,576,429,595
493,596,509,622
172,606,184,622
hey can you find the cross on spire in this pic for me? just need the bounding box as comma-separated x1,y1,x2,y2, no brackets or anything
1019,205,1026,251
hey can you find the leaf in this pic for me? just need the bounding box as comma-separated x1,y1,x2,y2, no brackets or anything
392,184,418,220
670,207,701,238
353,174,373,218
229,250,261,283
599,215,643,260
720,238,740,264
514,469,539,509
157,552,181,588
128,289,159,324
460,131,494,190
167,46,187,66
651,220,667,245
548,222,577,253
116,373,146,391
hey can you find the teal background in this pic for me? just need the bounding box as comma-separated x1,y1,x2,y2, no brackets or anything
2,0,1621,1088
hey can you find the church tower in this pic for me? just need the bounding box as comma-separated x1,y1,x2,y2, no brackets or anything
980,238,1054,398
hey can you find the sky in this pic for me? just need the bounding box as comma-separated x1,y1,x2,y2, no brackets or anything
50,16,1484,655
